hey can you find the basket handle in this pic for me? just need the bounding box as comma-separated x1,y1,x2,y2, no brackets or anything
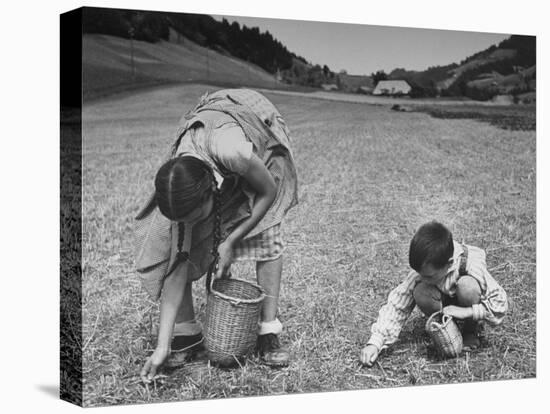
426,310,453,330
426,310,440,329
440,313,452,326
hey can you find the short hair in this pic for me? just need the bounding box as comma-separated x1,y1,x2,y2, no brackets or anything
409,221,454,271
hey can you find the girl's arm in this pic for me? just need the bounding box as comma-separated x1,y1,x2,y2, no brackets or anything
156,264,189,349
140,224,192,382
226,153,276,243
140,264,188,382
216,153,276,277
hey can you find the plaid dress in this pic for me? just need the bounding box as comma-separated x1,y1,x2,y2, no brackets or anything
232,222,284,261
175,125,286,262
135,89,298,299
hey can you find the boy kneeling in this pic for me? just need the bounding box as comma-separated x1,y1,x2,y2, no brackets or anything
360,221,508,366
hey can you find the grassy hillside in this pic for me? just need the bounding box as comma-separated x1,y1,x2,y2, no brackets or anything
441,35,535,100
386,35,535,101
81,7,337,92
448,48,517,79
82,8,311,78
82,33,283,101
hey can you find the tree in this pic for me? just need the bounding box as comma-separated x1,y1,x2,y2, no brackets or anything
371,70,389,86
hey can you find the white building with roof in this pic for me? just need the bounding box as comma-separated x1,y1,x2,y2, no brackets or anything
372,80,411,96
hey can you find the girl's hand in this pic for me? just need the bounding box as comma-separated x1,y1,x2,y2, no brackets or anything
442,305,473,320
216,239,234,279
360,344,380,367
140,347,170,383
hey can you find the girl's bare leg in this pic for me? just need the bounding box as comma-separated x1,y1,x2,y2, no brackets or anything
168,281,203,364
255,256,288,366
175,282,195,324
256,256,283,322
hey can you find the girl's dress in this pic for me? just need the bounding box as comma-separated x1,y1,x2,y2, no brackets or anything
135,89,298,300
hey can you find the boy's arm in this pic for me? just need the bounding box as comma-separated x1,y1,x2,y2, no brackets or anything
367,271,419,350
466,245,508,325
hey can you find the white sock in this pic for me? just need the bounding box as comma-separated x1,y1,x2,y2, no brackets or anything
173,320,202,336
258,318,283,335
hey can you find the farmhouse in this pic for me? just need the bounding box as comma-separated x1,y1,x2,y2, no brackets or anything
372,80,411,96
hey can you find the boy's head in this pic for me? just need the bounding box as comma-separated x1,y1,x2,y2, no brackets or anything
409,221,454,284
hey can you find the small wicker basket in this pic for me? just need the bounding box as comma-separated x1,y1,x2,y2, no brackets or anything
204,267,265,367
425,311,463,358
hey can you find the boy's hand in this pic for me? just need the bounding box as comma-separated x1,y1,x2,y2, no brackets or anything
442,305,473,320
360,344,379,367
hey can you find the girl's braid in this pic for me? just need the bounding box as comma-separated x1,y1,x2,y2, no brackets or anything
176,222,188,261
163,170,219,280
163,222,189,279
211,173,222,260
171,136,181,157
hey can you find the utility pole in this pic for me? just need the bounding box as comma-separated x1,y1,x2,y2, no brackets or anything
206,48,210,81
129,27,135,82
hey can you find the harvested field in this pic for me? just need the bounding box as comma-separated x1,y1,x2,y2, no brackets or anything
79,83,535,406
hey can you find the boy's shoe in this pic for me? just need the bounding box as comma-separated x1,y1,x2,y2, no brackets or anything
165,333,205,368
256,333,289,367
461,321,482,352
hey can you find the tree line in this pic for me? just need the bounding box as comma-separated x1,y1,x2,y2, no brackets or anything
82,7,336,87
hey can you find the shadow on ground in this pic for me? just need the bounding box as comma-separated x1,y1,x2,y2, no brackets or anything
36,384,59,399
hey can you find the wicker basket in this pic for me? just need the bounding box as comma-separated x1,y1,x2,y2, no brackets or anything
425,311,463,358
204,275,266,367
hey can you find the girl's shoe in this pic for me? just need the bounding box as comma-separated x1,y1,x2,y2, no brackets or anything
165,333,205,368
256,333,289,367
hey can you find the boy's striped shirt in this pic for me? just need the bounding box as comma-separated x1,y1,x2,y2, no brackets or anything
367,241,508,351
